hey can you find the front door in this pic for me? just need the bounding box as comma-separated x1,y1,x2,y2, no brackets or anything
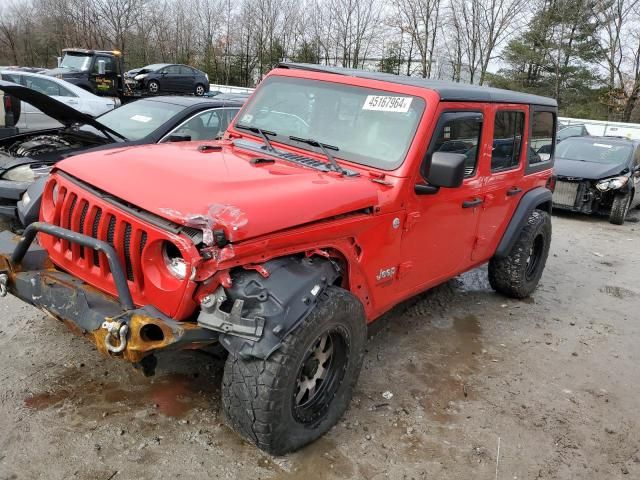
397,104,490,297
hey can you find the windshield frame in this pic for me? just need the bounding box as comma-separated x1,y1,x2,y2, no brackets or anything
555,138,633,165
231,75,427,171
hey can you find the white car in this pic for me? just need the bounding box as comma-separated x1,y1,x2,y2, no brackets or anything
0,70,119,131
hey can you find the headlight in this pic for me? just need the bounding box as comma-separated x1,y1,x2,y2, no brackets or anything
2,164,51,182
134,74,147,80
20,190,31,207
596,176,628,192
162,241,188,279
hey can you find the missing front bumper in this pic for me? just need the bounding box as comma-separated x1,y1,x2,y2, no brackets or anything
0,225,218,363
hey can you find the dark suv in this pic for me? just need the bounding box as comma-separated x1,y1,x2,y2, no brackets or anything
0,63,557,455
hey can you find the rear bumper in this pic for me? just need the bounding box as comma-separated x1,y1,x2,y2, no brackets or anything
0,224,217,363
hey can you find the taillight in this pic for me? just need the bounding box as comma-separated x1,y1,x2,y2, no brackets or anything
546,174,557,192
4,95,11,110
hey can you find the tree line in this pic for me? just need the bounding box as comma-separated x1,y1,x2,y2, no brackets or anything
1,0,640,121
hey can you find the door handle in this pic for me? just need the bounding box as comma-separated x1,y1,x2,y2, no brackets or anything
462,197,483,208
506,186,522,197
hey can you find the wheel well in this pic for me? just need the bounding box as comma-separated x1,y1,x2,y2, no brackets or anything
536,200,552,213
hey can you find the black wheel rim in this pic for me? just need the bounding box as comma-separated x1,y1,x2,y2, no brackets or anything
525,233,545,281
292,329,348,425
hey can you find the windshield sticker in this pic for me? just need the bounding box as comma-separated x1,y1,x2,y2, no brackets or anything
363,95,413,112
241,114,254,123
593,143,613,148
130,114,152,123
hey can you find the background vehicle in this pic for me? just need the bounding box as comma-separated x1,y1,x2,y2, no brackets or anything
557,123,589,142
0,90,20,139
552,136,640,224
0,81,244,223
131,64,210,96
0,70,118,130
0,64,556,455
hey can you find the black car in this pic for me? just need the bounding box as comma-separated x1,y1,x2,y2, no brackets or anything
552,136,640,225
0,80,243,226
131,64,210,96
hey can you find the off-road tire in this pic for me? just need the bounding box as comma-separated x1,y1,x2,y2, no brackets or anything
488,209,551,299
609,193,631,225
194,83,205,96
148,80,160,94
221,286,366,455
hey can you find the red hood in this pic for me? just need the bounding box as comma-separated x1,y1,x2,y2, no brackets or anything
55,141,379,242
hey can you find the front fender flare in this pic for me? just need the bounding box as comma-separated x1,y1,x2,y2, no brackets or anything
197,256,340,360
494,187,552,258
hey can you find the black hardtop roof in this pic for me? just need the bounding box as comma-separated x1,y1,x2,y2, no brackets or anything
278,63,558,108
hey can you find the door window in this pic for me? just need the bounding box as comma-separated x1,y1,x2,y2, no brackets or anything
168,110,224,141
165,66,181,74
24,77,62,96
431,113,483,177
94,56,115,73
529,111,556,164
179,66,193,75
491,110,525,172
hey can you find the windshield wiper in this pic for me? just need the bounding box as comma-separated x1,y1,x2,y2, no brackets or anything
235,124,276,152
289,136,345,174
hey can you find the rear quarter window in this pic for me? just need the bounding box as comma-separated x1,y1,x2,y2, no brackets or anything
527,110,556,172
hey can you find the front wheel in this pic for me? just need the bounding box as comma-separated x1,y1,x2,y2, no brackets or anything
488,209,552,299
609,193,631,225
221,286,366,455
147,80,160,94
194,84,205,96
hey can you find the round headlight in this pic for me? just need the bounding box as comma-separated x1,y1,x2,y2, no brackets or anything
162,241,187,279
596,180,610,191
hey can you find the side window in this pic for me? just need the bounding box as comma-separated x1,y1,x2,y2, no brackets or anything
1,73,22,84
528,111,556,165
169,110,224,141
57,84,76,98
179,66,193,75
431,113,483,177
94,56,115,73
491,110,525,172
166,66,181,74
24,77,60,96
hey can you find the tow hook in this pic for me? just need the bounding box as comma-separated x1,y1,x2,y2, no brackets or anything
0,273,8,297
102,320,129,354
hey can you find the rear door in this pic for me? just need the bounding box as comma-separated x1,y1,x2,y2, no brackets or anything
163,66,182,93
474,104,528,261
179,66,196,91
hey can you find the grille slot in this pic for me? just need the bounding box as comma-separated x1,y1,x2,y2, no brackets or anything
92,208,102,266
553,181,580,207
124,223,134,281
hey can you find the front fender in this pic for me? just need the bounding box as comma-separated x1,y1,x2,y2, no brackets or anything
196,256,340,359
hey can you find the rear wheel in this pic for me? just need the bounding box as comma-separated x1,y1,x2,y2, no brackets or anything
489,209,551,299
221,286,366,455
609,193,631,225
147,80,160,94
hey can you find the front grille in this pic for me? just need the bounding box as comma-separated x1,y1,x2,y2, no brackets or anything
553,180,580,207
53,183,149,289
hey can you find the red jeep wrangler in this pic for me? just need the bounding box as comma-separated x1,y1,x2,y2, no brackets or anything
0,64,557,455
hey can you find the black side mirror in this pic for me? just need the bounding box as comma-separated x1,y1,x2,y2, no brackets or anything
166,133,191,143
416,152,466,194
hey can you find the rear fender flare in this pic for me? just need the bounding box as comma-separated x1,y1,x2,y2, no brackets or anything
198,255,341,360
494,187,552,258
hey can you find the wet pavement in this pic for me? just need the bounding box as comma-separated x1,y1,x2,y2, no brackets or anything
0,212,639,479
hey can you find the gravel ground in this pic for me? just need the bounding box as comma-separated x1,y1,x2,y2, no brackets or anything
0,210,639,480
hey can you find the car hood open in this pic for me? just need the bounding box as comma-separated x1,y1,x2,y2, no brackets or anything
56,141,380,242
0,80,111,133
554,157,627,180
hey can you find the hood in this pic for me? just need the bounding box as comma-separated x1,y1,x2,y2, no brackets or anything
554,157,628,180
0,80,97,129
56,142,380,242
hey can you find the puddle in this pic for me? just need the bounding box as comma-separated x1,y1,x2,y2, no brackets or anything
24,369,219,419
601,285,636,299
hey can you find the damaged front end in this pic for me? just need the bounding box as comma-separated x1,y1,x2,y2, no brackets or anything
552,175,629,215
0,223,219,370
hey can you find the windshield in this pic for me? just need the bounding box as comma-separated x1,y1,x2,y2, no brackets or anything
84,99,184,140
556,138,632,164
60,53,92,72
235,76,425,170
